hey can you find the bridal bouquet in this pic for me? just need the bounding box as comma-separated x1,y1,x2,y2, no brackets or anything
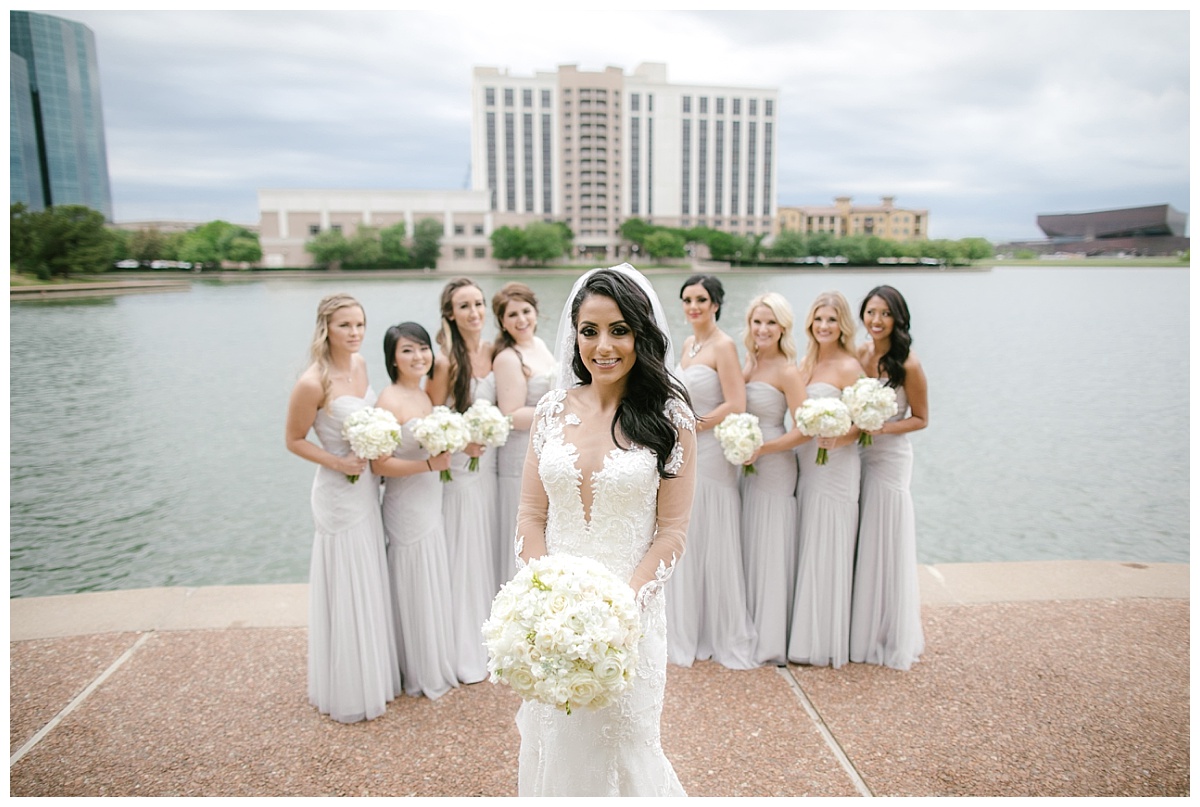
463,398,512,471
483,554,641,715
410,406,471,482
841,377,898,446
340,406,403,483
713,412,764,475
795,398,853,465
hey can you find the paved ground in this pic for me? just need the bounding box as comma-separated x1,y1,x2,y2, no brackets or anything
8,560,1189,797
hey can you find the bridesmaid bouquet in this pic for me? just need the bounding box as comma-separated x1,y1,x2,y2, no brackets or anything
713,412,764,475
340,406,403,483
462,398,513,472
841,377,899,446
410,406,471,482
483,554,641,715
795,398,853,465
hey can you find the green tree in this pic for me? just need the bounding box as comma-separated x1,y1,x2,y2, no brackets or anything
411,218,443,269
306,229,352,269
643,230,686,261
178,231,220,268
10,203,37,273
704,230,743,262
224,235,262,264
959,237,993,261
129,228,169,263
490,226,527,263
379,222,410,267
346,226,385,268
806,231,837,258
523,222,568,265
20,205,118,278
766,230,808,259
619,217,654,248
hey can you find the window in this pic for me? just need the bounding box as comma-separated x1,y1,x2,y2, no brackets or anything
764,99,773,116
631,93,640,112
454,224,465,235
541,89,550,108
682,95,691,114
749,99,757,116
716,97,725,114
733,98,741,115
474,247,486,258
473,224,484,236
504,88,513,106
700,96,708,114
454,247,466,259
308,224,320,236
331,224,342,234
485,87,495,106
523,89,532,107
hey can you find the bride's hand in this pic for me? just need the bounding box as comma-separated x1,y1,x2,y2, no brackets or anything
465,442,485,458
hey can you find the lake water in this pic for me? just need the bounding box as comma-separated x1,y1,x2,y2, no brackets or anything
9,265,1189,598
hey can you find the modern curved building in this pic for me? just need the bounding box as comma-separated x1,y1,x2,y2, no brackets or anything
9,10,113,220
1034,204,1188,256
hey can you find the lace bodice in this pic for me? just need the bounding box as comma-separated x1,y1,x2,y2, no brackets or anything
515,388,696,607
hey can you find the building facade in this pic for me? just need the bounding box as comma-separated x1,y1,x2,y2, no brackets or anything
9,11,113,220
256,188,498,269
471,62,779,260
994,203,1189,257
776,196,928,242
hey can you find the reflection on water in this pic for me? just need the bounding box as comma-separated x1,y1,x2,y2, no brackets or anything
9,267,1189,597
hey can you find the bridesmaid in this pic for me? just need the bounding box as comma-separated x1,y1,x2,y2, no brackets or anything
667,274,758,669
372,322,458,699
788,290,862,669
492,282,556,588
850,286,928,670
427,277,498,684
739,293,806,667
284,293,401,722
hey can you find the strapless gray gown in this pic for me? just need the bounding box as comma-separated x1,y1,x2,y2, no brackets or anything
382,419,458,699
788,382,860,669
307,389,402,722
740,381,799,666
850,384,925,670
666,364,758,669
443,374,499,684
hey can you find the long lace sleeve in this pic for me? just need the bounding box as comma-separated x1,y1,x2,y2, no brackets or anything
514,395,551,568
631,399,697,607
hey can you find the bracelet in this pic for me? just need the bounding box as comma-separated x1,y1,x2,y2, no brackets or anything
426,459,432,471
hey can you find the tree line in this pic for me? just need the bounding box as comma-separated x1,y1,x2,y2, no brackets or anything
9,203,263,279
304,219,443,270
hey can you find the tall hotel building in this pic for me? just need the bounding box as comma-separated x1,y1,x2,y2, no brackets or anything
471,63,778,258
10,11,113,220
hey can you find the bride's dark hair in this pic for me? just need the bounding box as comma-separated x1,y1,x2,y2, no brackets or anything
570,269,693,478
860,285,912,389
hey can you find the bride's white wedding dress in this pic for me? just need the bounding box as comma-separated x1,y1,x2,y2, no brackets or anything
514,388,695,796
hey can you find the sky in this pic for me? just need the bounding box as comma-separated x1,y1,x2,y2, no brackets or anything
34,7,1192,242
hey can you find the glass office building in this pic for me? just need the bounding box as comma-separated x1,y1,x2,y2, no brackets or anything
10,11,113,220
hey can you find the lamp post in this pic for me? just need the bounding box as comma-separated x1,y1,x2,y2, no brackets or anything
631,244,639,264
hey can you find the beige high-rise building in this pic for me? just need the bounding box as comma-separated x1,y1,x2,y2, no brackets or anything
776,196,929,242
471,63,779,260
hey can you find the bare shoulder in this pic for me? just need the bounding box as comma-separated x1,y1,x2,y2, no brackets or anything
493,346,521,371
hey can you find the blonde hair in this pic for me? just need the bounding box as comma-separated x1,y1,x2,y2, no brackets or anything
309,292,363,407
742,292,798,364
799,290,857,375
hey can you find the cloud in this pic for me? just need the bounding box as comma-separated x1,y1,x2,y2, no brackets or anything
38,9,1190,239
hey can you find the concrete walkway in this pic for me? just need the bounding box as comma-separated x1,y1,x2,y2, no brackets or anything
9,561,1189,797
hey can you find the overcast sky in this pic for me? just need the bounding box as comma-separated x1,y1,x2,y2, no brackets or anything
39,8,1191,242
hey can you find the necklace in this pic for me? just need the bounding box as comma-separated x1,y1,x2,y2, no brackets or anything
334,361,354,383
689,332,715,358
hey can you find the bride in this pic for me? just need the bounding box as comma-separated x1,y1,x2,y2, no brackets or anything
513,264,696,796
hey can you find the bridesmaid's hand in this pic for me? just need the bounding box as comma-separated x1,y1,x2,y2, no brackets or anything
465,442,485,458
336,455,367,476
427,452,452,472
745,448,764,466
816,436,837,451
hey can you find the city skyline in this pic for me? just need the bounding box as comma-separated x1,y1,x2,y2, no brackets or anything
37,9,1190,242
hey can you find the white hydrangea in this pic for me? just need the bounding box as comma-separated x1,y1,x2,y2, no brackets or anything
339,406,403,483
795,397,853,465
409,406,471,481
462,398,513,471
482,554,642,715
841,376,899,446
713,412,764,475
